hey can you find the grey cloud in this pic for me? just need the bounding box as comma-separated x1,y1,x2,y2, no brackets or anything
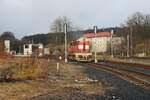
0,0,150,38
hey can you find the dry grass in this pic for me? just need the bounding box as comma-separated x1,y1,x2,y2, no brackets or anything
0,58,49,81
0,58,108,100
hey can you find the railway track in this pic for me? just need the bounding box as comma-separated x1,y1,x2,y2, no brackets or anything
106,60,150,70
79,62,150,89
98,61,150,77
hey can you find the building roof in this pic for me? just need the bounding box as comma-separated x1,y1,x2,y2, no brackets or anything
83,32,112,38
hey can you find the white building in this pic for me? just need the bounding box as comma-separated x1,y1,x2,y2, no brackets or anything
23,43,43,56
84,32,122,54
91,37,110,53
4,40,10,54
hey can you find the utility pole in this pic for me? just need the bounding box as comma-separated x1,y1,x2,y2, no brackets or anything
94,26,97,63
127,34,130,58
111,30,114,58
19,46,21,54
64,23,68,63
130,27,133,58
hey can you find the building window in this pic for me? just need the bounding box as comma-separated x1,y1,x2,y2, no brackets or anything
25,45,29,48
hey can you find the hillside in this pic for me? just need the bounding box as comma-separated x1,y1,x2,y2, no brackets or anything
21,31,84,46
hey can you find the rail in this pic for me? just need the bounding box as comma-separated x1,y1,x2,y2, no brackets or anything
79,62,150,89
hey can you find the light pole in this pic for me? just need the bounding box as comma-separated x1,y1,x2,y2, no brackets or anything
94,26,97,63
127,33,130,58
64,23,68,62
130,27,133,58
111,30,114,58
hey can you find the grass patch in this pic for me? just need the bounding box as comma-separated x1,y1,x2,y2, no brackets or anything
0,58,49,82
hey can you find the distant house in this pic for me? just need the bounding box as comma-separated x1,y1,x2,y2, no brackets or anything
44,48,50,55
83,32,122,54
4,40,10,54
23,43,43,56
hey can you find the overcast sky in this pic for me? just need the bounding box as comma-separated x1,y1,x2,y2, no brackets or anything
0,0,150,38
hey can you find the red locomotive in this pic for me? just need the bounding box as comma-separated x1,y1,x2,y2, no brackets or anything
68,37,93,62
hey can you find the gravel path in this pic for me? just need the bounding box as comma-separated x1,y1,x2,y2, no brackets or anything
81,64,150,100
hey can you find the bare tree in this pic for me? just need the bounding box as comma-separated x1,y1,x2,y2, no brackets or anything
122,12,150,56
51,16,72,32
126,12,150,41
51,17,63,32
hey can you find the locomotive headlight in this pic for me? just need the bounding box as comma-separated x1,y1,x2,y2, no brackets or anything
85,45,89,49
78,45,83,49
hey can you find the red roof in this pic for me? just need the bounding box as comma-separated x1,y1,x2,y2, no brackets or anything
84,32,112,38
